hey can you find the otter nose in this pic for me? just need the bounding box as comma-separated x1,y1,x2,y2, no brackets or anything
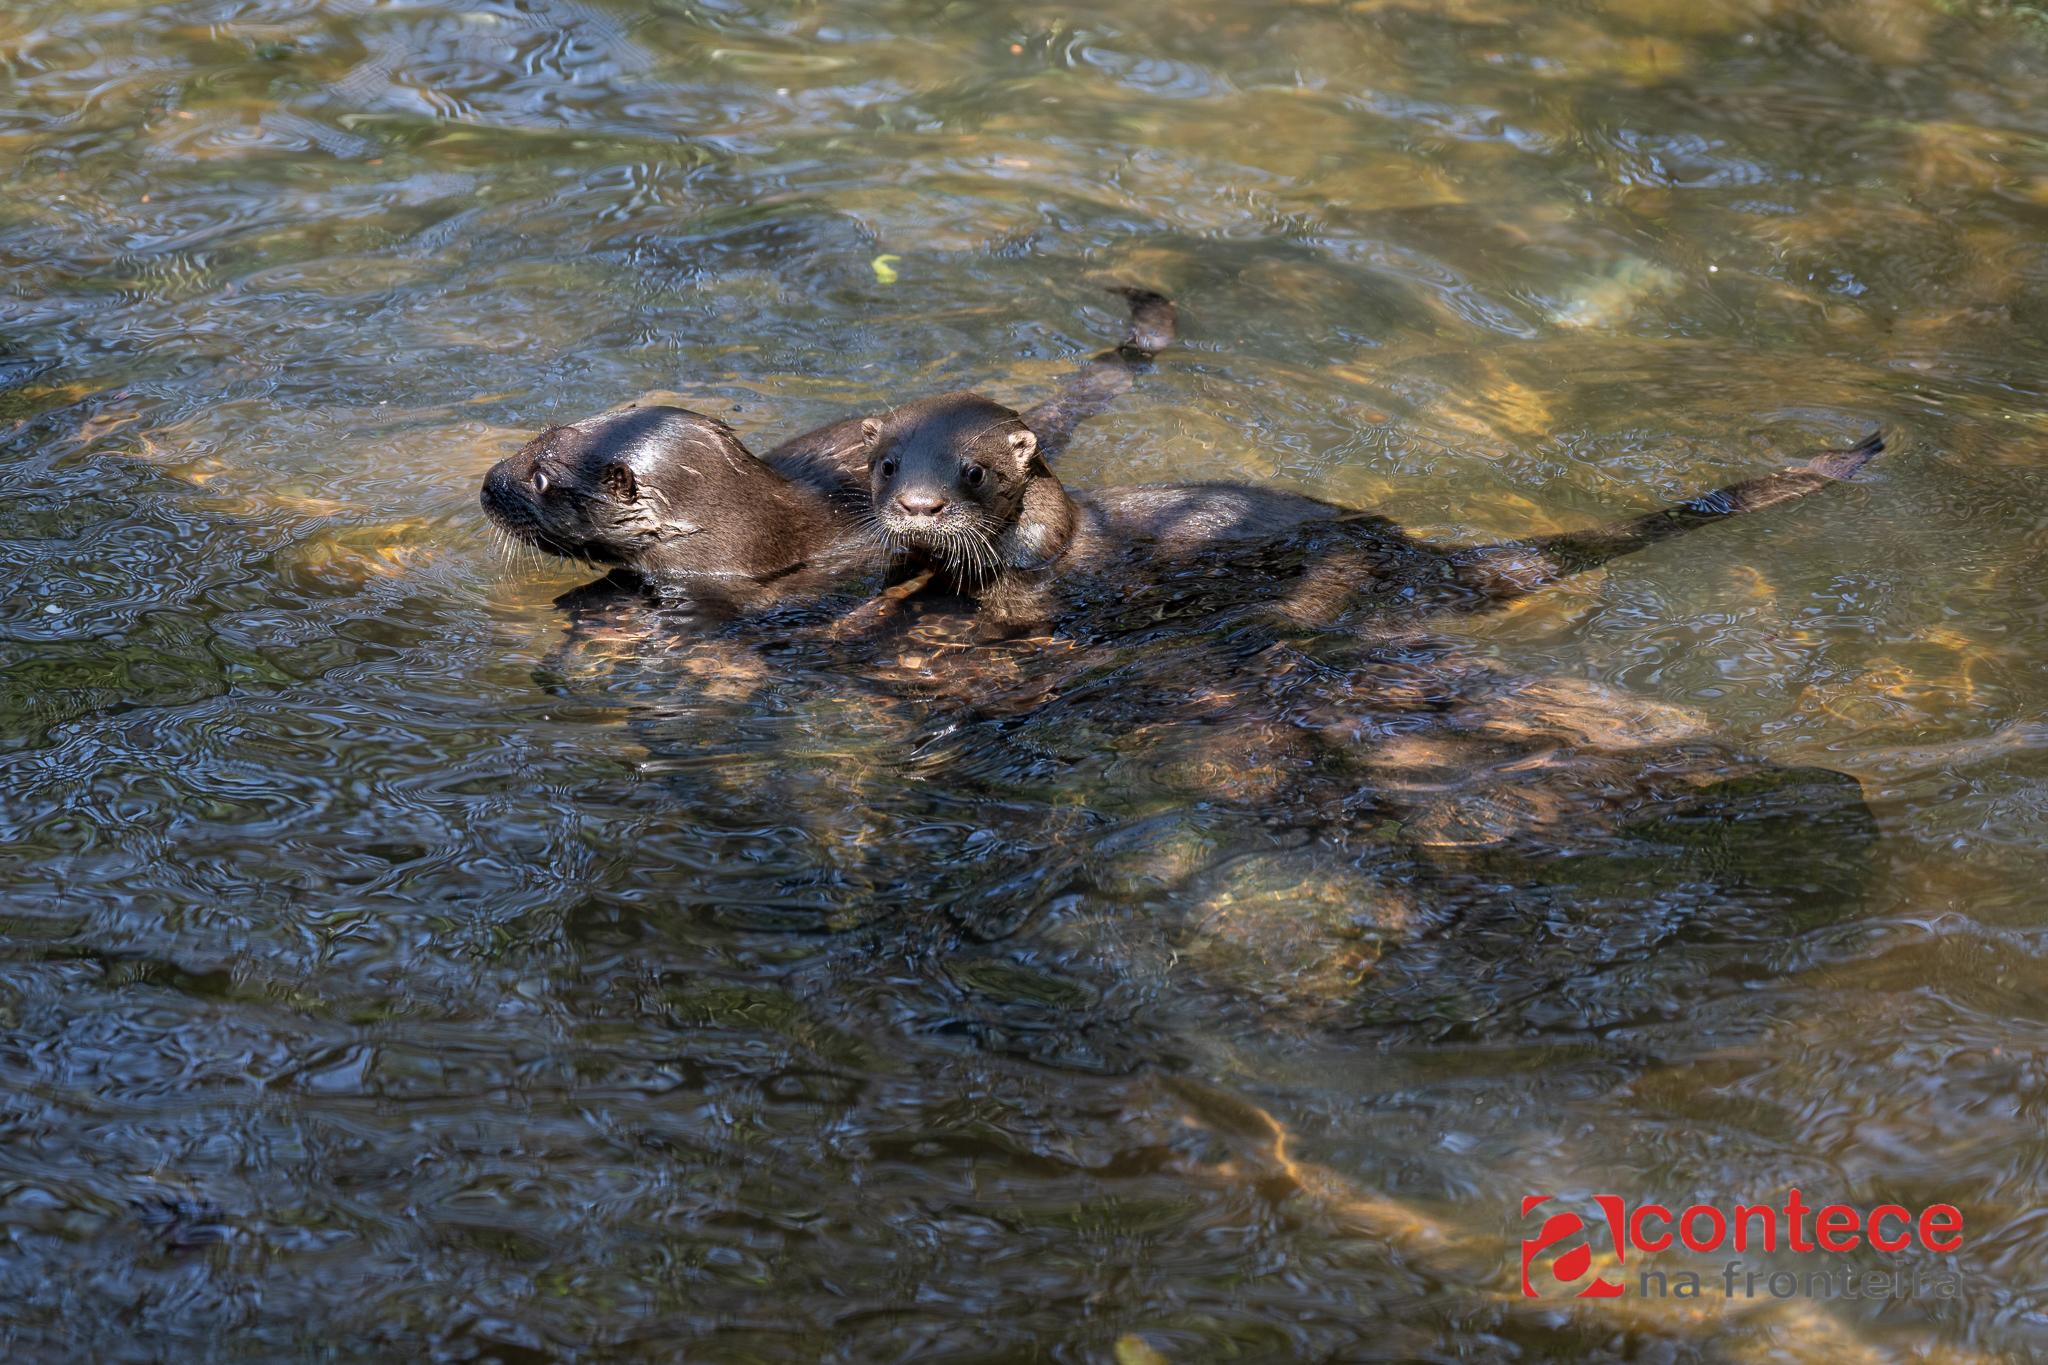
896,492,947,517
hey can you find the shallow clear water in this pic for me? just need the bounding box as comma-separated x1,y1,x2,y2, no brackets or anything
5,0,2048,1359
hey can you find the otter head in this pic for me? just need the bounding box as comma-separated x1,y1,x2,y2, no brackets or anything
481,405,830,580
863,392,1043,579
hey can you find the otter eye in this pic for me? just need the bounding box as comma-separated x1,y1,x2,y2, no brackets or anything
531,469,550,495
879,458,897,479
963,464,985,488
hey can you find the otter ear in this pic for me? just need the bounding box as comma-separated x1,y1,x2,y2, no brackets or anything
1006,427,1039,472
860,417,883,449
600,462,638,500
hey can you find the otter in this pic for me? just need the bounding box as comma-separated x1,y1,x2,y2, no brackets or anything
861,393,1886,635
479,287,1176,612
480,404,867,616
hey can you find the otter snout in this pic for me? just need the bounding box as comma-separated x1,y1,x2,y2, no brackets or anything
895,492,948,517
480,456,533,533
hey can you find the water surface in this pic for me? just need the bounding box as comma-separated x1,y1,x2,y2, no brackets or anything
4,0,2048,1358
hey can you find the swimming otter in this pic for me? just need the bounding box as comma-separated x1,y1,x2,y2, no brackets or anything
862,392,1886,634
480,404,866,615
479,287,1176,610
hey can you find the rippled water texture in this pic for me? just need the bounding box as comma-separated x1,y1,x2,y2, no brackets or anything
6,0,2048,1359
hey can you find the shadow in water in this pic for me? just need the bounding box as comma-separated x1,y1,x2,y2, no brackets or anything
536,560,1884,1066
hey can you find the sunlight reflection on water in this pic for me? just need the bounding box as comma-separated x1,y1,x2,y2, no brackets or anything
3,0,2047,1357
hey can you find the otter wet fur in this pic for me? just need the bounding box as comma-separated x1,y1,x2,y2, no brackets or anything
863,397,1887,636
479,286,1176,612
481,405,866,615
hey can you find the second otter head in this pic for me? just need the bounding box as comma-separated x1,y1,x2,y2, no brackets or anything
481,405,827,580
863,392,1042,569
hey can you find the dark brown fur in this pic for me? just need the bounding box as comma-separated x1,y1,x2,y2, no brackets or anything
480,288,1177,611
480,405,866,614
862,395,1886,635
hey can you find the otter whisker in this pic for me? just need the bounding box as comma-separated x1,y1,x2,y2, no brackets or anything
854,508,901,567
954,518,996,589
978,530,1002,587
956,523,988,589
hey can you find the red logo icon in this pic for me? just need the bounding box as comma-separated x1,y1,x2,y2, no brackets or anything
1520,1195,1626,1298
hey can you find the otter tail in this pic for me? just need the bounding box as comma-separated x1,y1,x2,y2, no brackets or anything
1452,431,1884,599
1022,286,1179,459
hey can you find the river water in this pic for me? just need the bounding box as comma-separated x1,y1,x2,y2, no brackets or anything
4,0,2047,1359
